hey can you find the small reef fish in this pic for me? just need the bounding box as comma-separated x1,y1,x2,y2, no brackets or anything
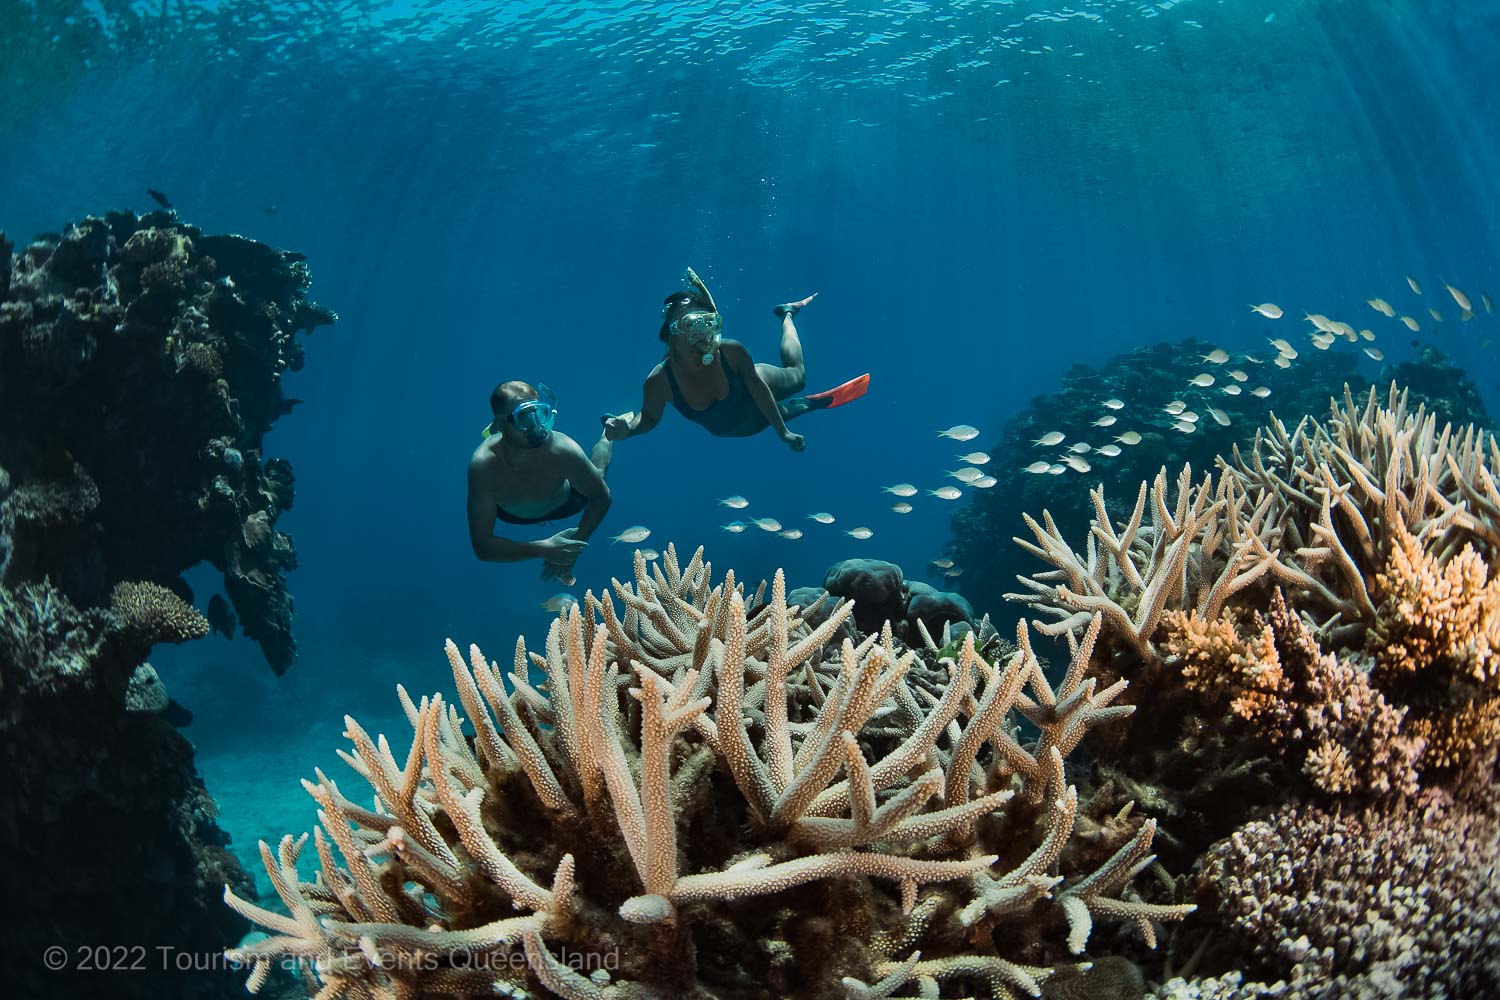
1032,431,1066,447
1201,349,1229,364
1332,322,1357,342
722,521,748,533
1178,411,1199,423
611,525,651,544
147,188,173,209
1400,315,1420,331
778,529,803,539
972,476,997,488
1093,415,1117,427
891,502,914,513
640,549,660,561
932,558,955,569
719,496,750,509
846,527,874,539
1428,308,1444,322
540,593,578,613
1360,329,1376,341
1368,297,1395,316
1364,347,1385,361
752,517,782,532
1221,384,1242,395
1268,338,1295,355
1208,407,1232,426
1250,303,1283,319
944,567,964,577
1482,292,1494,314
1252,386,1272,397
1096,444,1122,457
1304,313,1333,332
1444,283,1471,311
947,467,986,483
928,486,964,500
808,512,836,524
1069,442,1092,454
956,452,991,465
1062,455,1092,473
1023,461,1052,474
884,483,919,497
1274,356,1293,369
1173,420,1197,433
1244,355,1264,364
1189,373,1215,387
1103,398,1126,410
1047,464,1067,475
1115,431,1142,445
1228,369,1248,381
1311,334,1333,350
938,424,981,441
1406,275,1423,295
1164,401,1187,415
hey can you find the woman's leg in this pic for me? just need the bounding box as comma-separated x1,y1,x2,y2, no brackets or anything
756,306,811,400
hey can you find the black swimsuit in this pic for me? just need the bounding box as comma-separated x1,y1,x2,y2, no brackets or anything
664,355,776,437
495,487,589,526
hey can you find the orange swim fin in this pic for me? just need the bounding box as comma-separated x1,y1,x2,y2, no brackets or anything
805,372,870,409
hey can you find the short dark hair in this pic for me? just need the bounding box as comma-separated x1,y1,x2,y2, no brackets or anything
490,380,537,417
659,289,714,342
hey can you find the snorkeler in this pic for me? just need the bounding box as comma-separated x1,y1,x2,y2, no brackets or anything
467,381,611,586
602,268,869,450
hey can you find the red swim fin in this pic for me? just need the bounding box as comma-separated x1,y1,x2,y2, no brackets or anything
805,372,870,409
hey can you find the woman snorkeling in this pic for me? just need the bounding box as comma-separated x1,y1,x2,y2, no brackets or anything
603,268,869,450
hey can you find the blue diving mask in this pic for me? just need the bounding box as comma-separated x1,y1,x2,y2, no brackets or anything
508,384,558,447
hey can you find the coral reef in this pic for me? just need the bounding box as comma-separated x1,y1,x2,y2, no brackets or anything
0,212,332,998
1,211,334,673
948,341,1489,619
997,382,1500,995
229,546,1192,998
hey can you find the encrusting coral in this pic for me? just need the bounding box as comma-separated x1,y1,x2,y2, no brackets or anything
227,546,1192,999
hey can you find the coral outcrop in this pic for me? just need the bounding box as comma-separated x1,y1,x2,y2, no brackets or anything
0,211,334,673
0,212,332,998
229,547,1192,998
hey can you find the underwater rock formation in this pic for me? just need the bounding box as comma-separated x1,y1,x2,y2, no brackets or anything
1000,383,1500,994
0,211,334,674
229,547,1192,998
0,212,332,998
947,340,1490,620
820,557,975,643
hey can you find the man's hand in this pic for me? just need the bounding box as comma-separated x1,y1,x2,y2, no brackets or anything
781,430,806,452
602,412,635,442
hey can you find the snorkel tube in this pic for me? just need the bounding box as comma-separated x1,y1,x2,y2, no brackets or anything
684,266,721,365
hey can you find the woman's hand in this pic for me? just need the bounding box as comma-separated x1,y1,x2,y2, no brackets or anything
781,430,806,452
602,413,633,441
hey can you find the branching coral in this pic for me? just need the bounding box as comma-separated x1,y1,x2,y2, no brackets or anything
228,545,1190,999
110,579,212,643
1008,385,1500,661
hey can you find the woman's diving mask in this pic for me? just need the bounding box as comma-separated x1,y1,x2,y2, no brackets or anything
668,266,723,364
508,384,558,447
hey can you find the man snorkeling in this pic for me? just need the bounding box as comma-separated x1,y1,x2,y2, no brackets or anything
467,381,611,586
602,268,869,450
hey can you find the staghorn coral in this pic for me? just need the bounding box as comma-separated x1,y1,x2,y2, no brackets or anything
1008,385,1500,662
228,545,1191,999
1197,791,1500,999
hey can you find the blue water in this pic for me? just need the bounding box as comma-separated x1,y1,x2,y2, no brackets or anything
4,0,1499,887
